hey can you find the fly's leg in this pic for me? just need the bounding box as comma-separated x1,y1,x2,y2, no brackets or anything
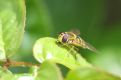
56,40,78,59
56,40,67,47
59,43,76,58
60,44,78,59
56,41,71,57
73,46,79,51
68,46,78,59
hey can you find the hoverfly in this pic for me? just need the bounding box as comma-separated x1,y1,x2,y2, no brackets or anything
57,30,97,53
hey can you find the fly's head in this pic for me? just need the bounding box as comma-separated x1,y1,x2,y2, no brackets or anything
58,32,69,43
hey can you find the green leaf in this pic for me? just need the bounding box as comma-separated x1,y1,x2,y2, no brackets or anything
35,61,63,80
14,74,34,80
0,67,14,80
0,67,34,80
65,67,121,80
33,37,91,69
0,0,26,59
0,20,6,61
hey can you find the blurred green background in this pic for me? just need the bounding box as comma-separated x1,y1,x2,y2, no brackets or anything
12,0,121,77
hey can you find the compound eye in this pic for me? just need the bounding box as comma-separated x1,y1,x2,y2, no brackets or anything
62,34,68,43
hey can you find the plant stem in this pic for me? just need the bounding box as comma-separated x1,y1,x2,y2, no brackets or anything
3,59,40,68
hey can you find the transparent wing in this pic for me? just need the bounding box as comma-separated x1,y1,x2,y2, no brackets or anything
79,37,98,53
69,29,80,35
84,42,98,53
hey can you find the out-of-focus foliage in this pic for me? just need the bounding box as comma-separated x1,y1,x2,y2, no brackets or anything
0,0,26,60
66,67,121,80
0,0,121,79
0,20,6,61
35,61,63,80
0,67,14,80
